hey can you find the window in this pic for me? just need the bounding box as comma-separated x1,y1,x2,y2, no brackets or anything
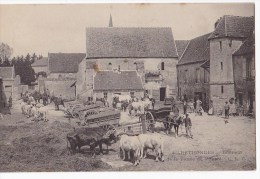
221,85,224,94
28,85,35,90
246,58,252,79
195,68,200,83
161,62,165,70
108,62,112,65
204,69,209,83
219,41,222,51
228,40,232,47
130,92,135,98
103,92,107,99
184,70,188,83
220,62,223,71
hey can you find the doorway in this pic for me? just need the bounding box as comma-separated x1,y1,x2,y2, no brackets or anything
160,87,166,101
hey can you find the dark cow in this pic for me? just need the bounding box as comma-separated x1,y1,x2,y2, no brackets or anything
66,127,116,158
50,96,65,110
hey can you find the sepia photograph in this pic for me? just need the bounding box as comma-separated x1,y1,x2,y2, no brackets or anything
0,2,256,173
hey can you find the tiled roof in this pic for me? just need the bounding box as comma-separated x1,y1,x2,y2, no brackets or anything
48,53,86,73
31,57,48,67
177,33,211,65
86,27,178,58
94,70,144,91
0,66,14,79
209,15,254,39
175,40,190,59
233,33,255,56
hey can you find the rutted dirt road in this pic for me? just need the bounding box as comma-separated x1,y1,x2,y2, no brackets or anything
0,101,256,171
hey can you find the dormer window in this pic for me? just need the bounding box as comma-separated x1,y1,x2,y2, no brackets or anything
228,40,232,47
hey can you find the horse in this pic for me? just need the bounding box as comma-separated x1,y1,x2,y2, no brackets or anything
164,115,185,137
50,96,65,110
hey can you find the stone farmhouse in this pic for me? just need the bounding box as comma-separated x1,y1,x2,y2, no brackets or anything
177,15,254,114
76,17,179,103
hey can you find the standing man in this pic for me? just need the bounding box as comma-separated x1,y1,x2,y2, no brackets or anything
196,98,202,115
46,89,50,104
171,103,179,118
8,96,12,109
183,113,192,138
183,100,187,114
224,101,230,119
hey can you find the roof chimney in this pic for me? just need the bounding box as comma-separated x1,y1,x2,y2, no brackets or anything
214,17,222,29
109,14,113,27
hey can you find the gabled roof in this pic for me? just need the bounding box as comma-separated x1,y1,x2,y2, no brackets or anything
233,33,255,56
177,33,211,65
48,53,86,73
94,70,144,91
175,40,190,59
86,27,178,58
209,15,254,39
0,66,14,79
31,57,48,67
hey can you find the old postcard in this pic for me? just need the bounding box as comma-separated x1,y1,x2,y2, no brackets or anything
0,3,256,172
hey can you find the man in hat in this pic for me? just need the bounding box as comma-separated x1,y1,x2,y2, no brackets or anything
171,103,179,117
224,101,230,119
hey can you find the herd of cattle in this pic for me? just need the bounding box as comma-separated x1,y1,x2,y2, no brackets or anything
18,94,169,166
111,94,154,115
66,126,164,166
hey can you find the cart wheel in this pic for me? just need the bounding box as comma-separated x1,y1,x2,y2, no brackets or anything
85,109,98,118
146,112,155,132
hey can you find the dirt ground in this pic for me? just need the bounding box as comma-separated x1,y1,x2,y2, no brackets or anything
0,100,256,171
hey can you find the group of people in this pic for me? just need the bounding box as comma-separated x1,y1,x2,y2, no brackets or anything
170,98,193,138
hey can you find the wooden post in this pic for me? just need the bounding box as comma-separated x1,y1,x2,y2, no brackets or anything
141,115,147,134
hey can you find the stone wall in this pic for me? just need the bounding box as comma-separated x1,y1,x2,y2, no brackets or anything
177,62,210,109
209,38,243,112
44,78,76,100
233,54,255,113
77,57,178,101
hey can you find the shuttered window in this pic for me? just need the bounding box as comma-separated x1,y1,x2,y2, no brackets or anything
242,57,247,79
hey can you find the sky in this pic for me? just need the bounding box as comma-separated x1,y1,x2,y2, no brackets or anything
0,3,255,57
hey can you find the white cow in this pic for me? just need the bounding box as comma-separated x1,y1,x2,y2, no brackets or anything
138,133,164,162
119,134,142,166
37,106,49,122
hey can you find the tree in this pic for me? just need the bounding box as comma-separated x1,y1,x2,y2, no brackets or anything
0,42,13,63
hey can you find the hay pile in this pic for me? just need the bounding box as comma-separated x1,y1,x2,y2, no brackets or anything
0,121,111,172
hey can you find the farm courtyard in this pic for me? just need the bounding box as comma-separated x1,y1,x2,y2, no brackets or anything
0,100,256,172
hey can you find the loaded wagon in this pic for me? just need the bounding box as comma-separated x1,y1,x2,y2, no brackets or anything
145,107,172,131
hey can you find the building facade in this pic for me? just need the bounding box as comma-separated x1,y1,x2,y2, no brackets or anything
176,34,211,111
232,33,255,114
0,66,21,103
37,53,85,99
77,25,179,102
208,15,254,113
31,57,48,74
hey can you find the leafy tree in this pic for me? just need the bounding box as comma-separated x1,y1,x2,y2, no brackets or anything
0,42,13,63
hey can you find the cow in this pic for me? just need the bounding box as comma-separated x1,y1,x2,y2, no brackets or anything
66,127,116,158
138,133,164,162
37,106,49,122
118,133,142,166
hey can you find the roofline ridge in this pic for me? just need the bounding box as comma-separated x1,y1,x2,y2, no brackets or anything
178,40,191,62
